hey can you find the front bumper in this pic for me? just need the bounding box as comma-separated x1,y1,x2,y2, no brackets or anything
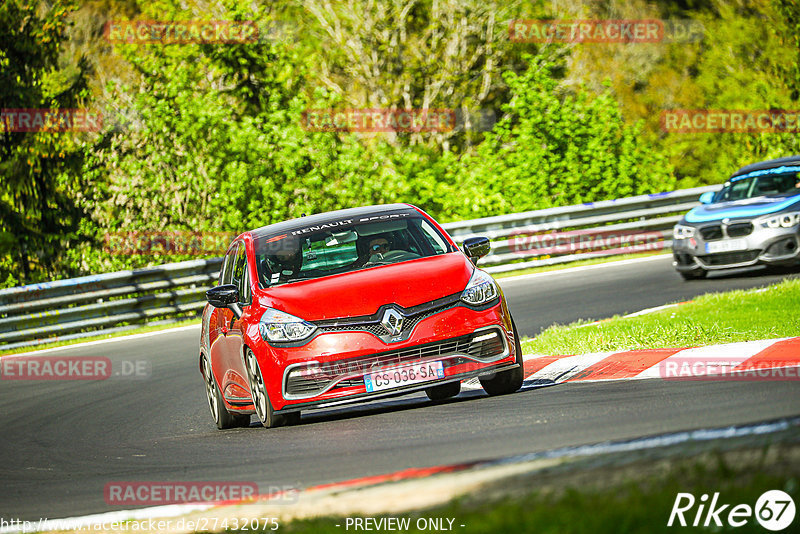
673,221,800,272
259,301,516,411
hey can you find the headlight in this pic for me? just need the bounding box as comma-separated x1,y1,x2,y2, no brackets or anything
759,212,800,229
461,269,499,306
259,308,316,343
673,224,695,240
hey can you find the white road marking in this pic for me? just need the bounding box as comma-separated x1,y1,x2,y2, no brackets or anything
528,352,614,383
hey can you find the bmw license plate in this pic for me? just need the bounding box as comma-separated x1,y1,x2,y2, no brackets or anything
705,239,747,254
364,361,445,393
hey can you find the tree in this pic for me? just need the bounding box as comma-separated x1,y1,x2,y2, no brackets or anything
302,0,546,151
432,53,675,220
0,0,92,287
80,1,398,273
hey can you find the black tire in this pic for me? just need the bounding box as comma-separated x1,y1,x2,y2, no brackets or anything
680,269,707,280
202,354,250,430
479,319,524,396
244,348,286,428
425,381,461,401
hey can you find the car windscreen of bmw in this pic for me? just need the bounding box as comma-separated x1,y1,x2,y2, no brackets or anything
716,166,800,202
254,215,455,287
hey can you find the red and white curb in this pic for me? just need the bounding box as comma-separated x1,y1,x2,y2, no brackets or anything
464,337,800,390
531,336,797,385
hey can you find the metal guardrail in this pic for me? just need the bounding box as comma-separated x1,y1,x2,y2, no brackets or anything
0,186,715,350
442,185,716,273
0,259,222,350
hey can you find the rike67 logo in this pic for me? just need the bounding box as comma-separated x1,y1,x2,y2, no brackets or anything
668,490,795,531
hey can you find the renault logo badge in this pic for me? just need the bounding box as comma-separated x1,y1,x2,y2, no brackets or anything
381,308,404,336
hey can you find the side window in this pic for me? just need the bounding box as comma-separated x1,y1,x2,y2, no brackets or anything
220,243,238,285
231,243,250,305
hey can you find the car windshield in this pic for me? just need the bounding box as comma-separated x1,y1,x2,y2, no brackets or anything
715,166,800,202
253,214,455,287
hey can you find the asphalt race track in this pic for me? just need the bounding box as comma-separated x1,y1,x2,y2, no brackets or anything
1,255,798,520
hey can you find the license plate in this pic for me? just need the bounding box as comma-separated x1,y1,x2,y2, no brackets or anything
364,361,445,393
705,239,747,254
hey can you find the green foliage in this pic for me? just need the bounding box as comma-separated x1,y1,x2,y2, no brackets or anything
0,0,92,286
78,2,399,274
424,54,675,220
3,0,799,285
662,0,800,187
569,0,800,188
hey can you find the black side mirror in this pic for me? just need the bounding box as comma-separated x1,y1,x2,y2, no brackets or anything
206,284,242,318
463,236,491,263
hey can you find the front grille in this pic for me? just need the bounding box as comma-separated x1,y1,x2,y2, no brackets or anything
317,303,459,336
284,329,507,398
698,250,759,266
726,222,753,237
699,225,723,241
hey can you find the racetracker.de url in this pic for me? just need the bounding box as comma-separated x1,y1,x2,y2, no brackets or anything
0,517,279,532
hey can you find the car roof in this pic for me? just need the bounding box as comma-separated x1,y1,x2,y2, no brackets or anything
248,203,419,239
731,155,800,178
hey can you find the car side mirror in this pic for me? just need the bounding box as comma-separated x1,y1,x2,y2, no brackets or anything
463,236,491,264
206,284,242,318
698,192,715,204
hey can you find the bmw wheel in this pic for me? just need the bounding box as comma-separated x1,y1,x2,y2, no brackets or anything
244,347,286,428
202,354,250,429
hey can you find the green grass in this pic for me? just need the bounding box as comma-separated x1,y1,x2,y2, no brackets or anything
492,252,667,279
0,317,200,356
235,443,799,534
523,277,800,356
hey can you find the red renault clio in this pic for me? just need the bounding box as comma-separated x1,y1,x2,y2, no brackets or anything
199,204,524,429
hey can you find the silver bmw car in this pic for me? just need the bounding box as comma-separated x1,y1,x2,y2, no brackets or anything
673,155,800,280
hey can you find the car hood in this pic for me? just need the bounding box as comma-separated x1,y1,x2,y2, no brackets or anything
684,193,800,223
258,252,474,321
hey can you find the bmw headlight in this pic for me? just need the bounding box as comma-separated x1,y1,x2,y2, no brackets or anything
461,269,499,306
759,212,800,229
673,224,696,240
259,308,316,343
